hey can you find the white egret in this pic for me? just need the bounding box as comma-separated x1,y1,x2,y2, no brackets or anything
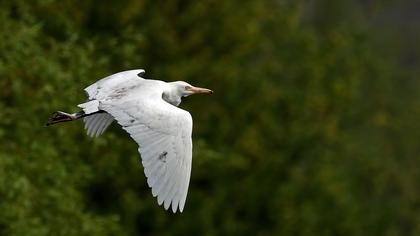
47,69,213,213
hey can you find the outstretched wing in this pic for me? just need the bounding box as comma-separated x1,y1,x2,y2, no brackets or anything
84,69,145,101
100,93,193,213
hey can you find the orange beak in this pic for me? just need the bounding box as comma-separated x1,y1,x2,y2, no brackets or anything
188,86,213,94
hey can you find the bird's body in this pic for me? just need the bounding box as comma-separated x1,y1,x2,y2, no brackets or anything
47,69,212,213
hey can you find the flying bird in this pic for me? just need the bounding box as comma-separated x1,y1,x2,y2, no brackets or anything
46,69,213,213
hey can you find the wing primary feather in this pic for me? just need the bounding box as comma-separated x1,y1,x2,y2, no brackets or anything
168,158,183,213
179,163,191,212
172,170,184,212
156,151,171,197
169,165,182,213
94,116,107,136
161,158,177,209
149,162,167,196
91,115,102,137
151,163,168,197
84,117,91,130
84,116,94,136
163,151,182,211
87,115,101,137
148,160,164,186
93,114,107,137
96,114,113,136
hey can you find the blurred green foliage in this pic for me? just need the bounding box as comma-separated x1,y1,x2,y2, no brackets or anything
0,0,419,235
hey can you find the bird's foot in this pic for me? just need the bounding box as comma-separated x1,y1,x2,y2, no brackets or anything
46,111,75,126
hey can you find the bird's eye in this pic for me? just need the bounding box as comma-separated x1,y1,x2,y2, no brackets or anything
185,86,192,90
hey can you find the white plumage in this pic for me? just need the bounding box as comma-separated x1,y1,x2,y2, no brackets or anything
83,113,114,137
68,69,212,213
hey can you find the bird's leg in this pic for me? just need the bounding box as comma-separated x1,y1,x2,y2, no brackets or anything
46,111,86,126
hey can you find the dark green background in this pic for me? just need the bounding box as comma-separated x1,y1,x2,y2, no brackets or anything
1,0,419,235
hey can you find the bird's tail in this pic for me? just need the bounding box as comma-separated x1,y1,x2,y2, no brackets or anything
46,111,84,126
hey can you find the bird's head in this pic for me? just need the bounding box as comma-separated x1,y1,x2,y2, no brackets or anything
170,81,213,97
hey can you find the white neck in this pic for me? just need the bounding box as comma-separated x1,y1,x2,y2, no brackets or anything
162,84,182,106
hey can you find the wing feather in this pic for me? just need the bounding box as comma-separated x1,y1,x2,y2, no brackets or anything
88,114,102,137
83,113,114,137
91,114,106,137
164,157,181,211
158,151,177,207
90,78,193,213
96,114,113,136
